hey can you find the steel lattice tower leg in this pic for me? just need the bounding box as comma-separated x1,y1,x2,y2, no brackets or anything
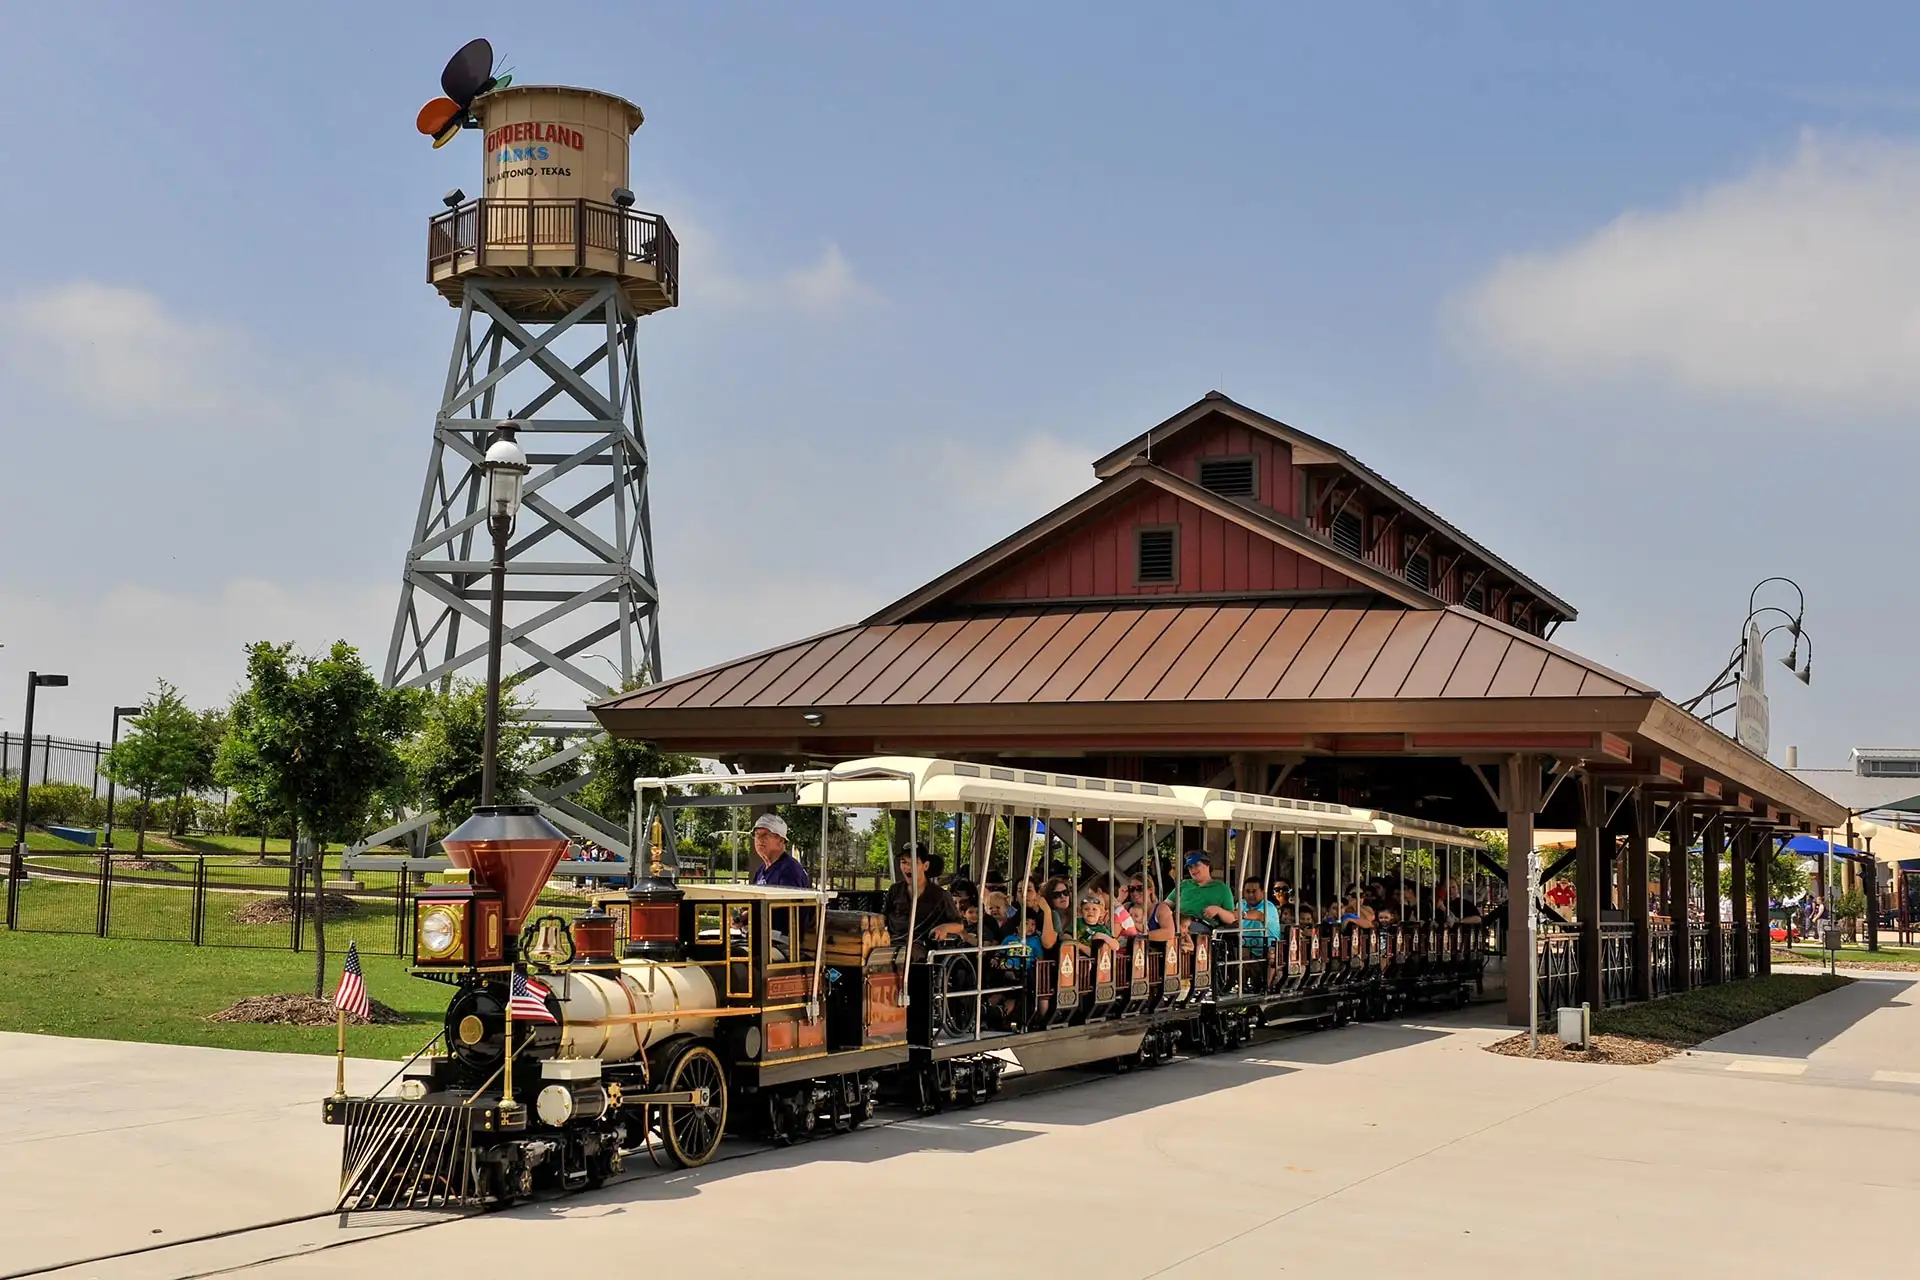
374,277,660,855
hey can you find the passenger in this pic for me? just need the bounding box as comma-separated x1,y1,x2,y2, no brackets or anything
884,848,965,954
1135,879,1178,944
747,814,811,889
1017,878,1062,953
1240,877,1281,989
1042,876,1075,940
1173,852,1239,936
1240,878,1280,956
1111,884,1143,938
978,889,1011,944
1069,891,1120,955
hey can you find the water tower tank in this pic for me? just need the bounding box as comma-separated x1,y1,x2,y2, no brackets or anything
426,84,676,320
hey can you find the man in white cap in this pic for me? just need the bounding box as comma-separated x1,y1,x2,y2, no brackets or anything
748,813,811,888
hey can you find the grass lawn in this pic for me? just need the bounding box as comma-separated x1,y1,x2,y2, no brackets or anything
1593,972,1853,1046
0,929,447,1057
7,875,414,951
1773,942,1920,970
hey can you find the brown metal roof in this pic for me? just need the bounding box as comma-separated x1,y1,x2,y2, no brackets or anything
603,603,1649,716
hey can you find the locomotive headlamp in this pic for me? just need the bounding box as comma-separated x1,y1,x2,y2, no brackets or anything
536,1084,575,1127
419,905,463,960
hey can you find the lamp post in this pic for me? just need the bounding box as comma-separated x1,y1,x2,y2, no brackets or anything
8,672,68,927
480,422,529,807
1860,820,1880,952
101,704,142,849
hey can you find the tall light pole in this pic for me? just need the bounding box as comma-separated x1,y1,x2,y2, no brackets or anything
480,423,528,807
8,672,68,928
101,704,141,849
1860,820,1880,952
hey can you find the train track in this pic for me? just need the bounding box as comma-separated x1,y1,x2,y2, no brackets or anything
8,1042,1265,1280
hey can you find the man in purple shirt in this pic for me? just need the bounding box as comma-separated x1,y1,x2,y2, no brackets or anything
748,814,811,888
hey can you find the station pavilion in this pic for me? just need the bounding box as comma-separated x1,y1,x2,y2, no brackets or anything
595,392,1845,1024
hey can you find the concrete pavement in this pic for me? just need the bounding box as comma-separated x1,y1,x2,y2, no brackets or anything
7,973,1918,1279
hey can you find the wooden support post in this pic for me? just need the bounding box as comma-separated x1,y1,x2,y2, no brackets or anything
1668,803,1692,992
1503,754,1541,1028
1576,773,1603,1010
1730,827,1750,980
1628,790,1652,1002
1754,831,1773,977
1703,816,1724,984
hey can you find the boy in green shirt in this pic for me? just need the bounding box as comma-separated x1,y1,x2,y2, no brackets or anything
1175,853,1238,935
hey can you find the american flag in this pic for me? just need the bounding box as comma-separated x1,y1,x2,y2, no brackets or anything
333,941,370,1021
508,970,557,1024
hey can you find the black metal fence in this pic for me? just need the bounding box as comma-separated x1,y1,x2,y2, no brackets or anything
0,731,110,793
3,852,893,955
4,853,422,955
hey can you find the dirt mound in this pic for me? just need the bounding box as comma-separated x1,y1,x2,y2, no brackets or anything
1484,1032,1678,1065
119,858,182,872
209,994,410,1027
233,893,358,925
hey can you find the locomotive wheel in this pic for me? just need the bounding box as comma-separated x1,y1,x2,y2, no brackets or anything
661,1045,728,1168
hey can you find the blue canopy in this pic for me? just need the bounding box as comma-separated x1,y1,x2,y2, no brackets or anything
1781,834,1862,858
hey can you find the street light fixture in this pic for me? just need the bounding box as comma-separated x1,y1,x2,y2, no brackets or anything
480,422,529,807
8,672,68,927
1680,578,1814,718
101,704,142,849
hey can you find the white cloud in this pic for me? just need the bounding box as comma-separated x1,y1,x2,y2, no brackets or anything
0,279,411,436
932,432,1096,521
0,281,259,420
1454,133,1920,414
670,206,880,313
776,244,878,311
0,579,392,741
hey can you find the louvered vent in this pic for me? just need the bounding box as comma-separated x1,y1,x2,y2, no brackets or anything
1330,509,1363,557
1137,528,1176,583
1463,582,1486,612
1405,552,1431,592
1197,456,1257,499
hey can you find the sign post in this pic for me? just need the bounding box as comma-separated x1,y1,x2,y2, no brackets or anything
1735,619,1770,757
1527,844,1540,1056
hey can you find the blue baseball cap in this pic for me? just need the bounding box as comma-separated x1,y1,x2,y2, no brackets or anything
1184,852,1209,869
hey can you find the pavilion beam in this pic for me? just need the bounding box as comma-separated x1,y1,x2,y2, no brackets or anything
1575,772,1603,1009
1628,789,1652,1002
1502,753,1542,1027
1668,803,1693,993
1703,815,1725,985
1730,826,1750,980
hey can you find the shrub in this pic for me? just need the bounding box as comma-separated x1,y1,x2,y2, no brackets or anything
30,782,99,827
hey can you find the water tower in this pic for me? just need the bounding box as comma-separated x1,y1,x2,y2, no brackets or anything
376,46,674,857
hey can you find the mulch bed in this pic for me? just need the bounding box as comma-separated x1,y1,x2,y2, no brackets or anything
233,893,358,925
1485,1032,1679,1065
209,994,409,1027
119,859,182,872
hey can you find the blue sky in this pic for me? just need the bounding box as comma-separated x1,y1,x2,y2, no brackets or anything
1,2,1914,768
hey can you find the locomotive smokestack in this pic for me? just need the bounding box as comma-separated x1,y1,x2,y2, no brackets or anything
442,804,572,941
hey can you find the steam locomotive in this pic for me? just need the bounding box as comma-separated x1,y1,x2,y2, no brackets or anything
324,757,1491,1210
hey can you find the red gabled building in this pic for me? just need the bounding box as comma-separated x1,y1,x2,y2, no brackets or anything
597,391,1841,1023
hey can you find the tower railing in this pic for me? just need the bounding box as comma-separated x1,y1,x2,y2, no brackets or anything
427,197,678,297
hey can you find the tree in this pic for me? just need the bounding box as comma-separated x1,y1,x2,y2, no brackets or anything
574,732,696,826
1718,851,1810,905
404,677,536,831
221,641,421,996
101,682,204,853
